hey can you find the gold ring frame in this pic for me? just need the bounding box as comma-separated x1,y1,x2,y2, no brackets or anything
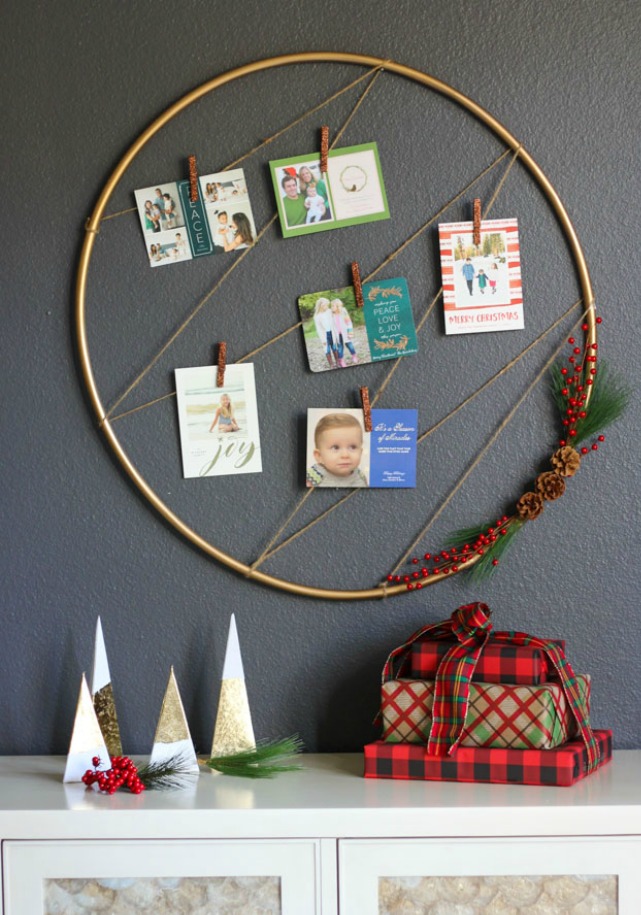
76,52,596,600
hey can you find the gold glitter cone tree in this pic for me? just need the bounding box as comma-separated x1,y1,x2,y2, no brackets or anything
211,614,256,757
91,617,122,756
149,666,199,773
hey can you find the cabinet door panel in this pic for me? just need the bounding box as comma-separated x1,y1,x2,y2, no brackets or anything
339,836,641,914
3,838,321,915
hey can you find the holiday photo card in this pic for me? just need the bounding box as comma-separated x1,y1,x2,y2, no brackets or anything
306,408,417,488
270,143,390,239
175,364,262,478
438,218,524,334
298,278,418,372
134,168,256,266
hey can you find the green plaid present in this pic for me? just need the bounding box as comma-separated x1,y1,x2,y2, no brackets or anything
382,676,591,750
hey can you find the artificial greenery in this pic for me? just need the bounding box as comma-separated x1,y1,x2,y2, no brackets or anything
206,735,304,778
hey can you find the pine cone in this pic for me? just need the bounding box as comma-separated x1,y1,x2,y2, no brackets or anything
516,491,544,520
535,471,566,501
551,445,581,477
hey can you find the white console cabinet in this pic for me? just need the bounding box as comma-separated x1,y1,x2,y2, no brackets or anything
2,753,641,914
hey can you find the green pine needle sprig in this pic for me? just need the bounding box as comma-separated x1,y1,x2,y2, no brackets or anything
551,359,630,445
206,735,305,778
445,519,525,580
137,753,199,790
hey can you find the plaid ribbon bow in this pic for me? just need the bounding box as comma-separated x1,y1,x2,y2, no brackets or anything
381,602,600,772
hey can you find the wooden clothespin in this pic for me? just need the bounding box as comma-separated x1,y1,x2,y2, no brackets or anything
472,197,482,247
216,342,227,387
320,125,329,176
360,386,372,432
188,155,199,203
351,261,364,309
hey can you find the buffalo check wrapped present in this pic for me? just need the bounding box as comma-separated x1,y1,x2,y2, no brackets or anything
410,638,564,685
381,675,590,749
364,730,612,787
378,603,603,775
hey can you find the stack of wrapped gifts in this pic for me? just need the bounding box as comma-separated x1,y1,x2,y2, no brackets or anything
364,603,612,786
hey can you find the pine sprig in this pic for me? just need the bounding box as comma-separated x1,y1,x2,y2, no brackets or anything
551,359,630,444
206,735,304,778
137,753,199,790
445,519,524,579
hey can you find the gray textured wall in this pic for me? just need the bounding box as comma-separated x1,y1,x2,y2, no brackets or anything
3,1,640,756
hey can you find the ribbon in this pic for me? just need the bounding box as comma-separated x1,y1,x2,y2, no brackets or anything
380,602,600,772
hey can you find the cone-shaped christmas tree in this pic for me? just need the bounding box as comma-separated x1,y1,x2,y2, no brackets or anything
90,617,122,757
149,667,199,773
64,673,111,782
211,614,255,757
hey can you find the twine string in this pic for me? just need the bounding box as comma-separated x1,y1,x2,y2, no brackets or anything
104,214,278,419
107,146,518,421
389,311,587,574
252,303,583,565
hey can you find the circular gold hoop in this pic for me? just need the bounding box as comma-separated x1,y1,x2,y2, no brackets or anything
76,52,596,600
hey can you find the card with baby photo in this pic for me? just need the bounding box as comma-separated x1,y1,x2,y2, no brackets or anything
298,278,418,372
306,408,417,489
134,168,256,266
438,218,524,334
270,143,390,239
175,364,261,479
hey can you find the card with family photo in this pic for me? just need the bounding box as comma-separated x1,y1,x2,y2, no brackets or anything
306,408,417,489
270,143,390,239
438,218,524,334
298,277,418,372
175,364,262,478
134,168,256,267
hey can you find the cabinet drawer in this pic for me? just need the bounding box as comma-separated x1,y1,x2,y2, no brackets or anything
339,836,641,914
3,838,324,914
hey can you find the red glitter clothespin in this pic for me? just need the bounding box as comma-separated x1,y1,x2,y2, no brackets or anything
216,342,227,387
320,125,329,176
473,197,482,247
188,155,199,203
360,386,372,432
351,261,364,309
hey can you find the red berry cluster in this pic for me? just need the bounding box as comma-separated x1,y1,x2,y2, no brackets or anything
82,755,146,795
557,322,601,448
387,518,512,589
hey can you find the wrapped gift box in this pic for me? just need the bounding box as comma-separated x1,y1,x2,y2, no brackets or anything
381,676,590,750
363,730,612,786
410,638,565,685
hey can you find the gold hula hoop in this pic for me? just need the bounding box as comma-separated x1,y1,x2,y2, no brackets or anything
75,52,596,601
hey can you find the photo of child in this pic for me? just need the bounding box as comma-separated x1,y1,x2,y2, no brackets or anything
299,287,372,372
175,364,262,479
306,410,369,488
209,393,240,434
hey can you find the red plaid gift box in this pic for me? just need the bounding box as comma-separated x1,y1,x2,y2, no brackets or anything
364,730,612,786
382,677,590,750
380,603,602,775
410,638,564,685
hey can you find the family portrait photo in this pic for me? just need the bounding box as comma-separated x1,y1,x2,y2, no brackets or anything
439,218,524,334
270,143,389,239
135,183,193,266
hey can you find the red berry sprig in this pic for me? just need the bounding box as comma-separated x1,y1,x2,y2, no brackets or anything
82,755,146,795
386,516,515,589
557,323,601,447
